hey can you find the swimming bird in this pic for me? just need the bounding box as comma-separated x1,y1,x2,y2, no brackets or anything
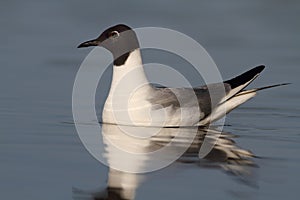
78,24,288,127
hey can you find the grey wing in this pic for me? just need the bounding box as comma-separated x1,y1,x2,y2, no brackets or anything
148,83,231,119
147,65,266,122
194,83,231,118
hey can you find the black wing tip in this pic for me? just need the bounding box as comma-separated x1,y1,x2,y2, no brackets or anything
253,65,265,73
224,65,266,89
279,82,291,86
254,82,291,92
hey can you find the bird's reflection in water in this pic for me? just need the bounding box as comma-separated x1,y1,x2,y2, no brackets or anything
73,124,257,200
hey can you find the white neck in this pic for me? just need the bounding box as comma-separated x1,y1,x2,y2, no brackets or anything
103,49,155,125
109,49,151,96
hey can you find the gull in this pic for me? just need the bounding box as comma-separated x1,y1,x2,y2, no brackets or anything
78,24,288,127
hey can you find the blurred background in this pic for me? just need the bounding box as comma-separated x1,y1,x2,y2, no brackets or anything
0,0,299,199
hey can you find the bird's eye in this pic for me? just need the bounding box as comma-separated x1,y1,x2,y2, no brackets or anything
109,31,120,38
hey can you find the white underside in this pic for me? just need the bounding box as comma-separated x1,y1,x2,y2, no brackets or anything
103,87,202,127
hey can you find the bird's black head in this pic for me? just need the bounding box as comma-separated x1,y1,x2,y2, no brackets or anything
78,24,139,66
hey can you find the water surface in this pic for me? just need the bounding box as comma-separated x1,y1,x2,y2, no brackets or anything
1,0,299,199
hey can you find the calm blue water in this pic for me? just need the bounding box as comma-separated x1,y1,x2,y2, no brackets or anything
1,1,300,199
